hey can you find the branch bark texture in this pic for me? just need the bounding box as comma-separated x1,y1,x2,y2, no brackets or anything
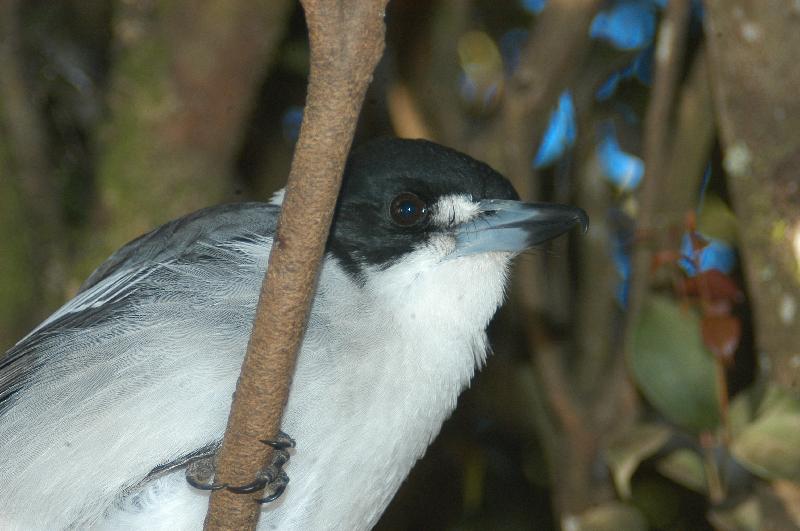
204,1,389,529
623,0,691,360
501,0,603,203
83,0,292,282
704,0,800,389
500,0,606,517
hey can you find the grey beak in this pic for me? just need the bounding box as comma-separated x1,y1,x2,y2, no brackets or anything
451,199,588,258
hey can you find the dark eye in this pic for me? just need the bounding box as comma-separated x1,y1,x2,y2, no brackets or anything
390,192,427,226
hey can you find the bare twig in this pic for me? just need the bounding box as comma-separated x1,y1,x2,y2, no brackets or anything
596,43,714,424
387,82,434,140
605,4,693,466
500,0,604,200
203,1,389,529
0,3,53,217
622,0,692,363
501,0,602,399
498,0,605,517
660,46,714,251
532,336,584,436
498,1,604,395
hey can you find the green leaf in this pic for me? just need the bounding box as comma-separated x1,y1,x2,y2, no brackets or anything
656,448,707,494
708,497,761,531
774,480,800,528
728,387,759,436
630,296,721,432
565,502,648,531
731,385,800,482
697,194,738,244
605,423,671,499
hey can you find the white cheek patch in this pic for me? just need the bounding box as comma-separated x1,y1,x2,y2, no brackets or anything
431,194,480,227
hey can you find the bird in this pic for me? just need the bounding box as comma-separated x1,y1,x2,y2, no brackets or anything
0,138,587,530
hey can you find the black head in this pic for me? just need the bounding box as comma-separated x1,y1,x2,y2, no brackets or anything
327,138,519,277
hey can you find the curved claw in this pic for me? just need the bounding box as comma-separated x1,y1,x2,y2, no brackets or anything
226,476,271,494
257,482,287,504
185,456,228,491
260,431,296,450
186,475,228,491
186,433,294,498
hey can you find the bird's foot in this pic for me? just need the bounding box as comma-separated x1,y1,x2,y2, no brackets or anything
260,430,296,451
185,453,227,491
185,431,294,503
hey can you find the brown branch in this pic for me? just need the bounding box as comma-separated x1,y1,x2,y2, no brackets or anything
398,0,472,148
0,2,53,216
660,46,714,250
203,1,389,529
622,0,692,362
387,82,434,140
497,0,604,368
596,44,714,423
533,341,584,436
84,0,293,282
499,0,604,199
498,0,603,416
704,0,800,389
495,0,605,517
571,135,625,398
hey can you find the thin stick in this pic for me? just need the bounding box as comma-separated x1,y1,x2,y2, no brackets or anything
204,1,389,528
622,0,691,362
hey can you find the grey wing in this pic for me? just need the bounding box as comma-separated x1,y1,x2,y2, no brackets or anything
0,201,279,408
82,201,280,291
0,202,278,527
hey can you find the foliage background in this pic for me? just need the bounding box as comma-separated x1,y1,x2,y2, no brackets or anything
1,0,798,529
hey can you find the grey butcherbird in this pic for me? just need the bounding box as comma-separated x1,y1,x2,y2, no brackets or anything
0,138,587,530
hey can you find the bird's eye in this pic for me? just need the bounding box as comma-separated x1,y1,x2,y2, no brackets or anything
390,192,427,227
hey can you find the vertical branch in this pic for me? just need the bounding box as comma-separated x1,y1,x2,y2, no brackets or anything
491,0,606,519
499,0,603,374
704,0,800,389
0,0,64,324
500,0,604,203
595,43,715,420
660,47,714,249
204,1,389,529
84,0,293,282
622,0,691,359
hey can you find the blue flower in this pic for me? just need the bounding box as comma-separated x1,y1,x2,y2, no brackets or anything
596,73,623,101
533,91,577,168
597,125,644,190
499,28,529,76
521,0,547,14
626,45,654,84
679,233,736,276
590,1,658,50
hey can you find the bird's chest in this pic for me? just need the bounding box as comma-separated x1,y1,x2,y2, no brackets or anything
264,313,479,530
